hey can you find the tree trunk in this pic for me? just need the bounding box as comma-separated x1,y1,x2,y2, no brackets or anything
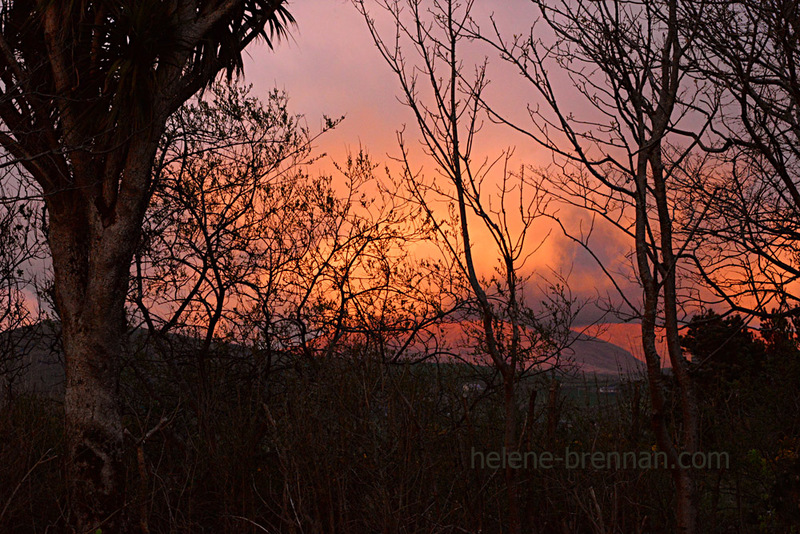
502,370,521,534
49,203,140,532
675,469,698,534
651,147,700,534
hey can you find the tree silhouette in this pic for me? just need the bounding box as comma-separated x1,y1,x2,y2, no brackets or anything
680,0,800,317
478,0,711,530
681,311,763,388
356,1,578,531
0,1,292,530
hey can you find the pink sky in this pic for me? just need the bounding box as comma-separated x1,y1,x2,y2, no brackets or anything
244,0,407,159
244,0,548,163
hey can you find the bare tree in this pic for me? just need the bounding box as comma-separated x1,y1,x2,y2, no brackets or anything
0,176,47,402
0,1,293,530
477,0,717,531
355,1,577,532
133,83,338,353
677,0,800,317
135,83,457,370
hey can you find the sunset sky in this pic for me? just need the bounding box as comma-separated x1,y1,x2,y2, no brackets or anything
236,0,656,330
240,0,643,325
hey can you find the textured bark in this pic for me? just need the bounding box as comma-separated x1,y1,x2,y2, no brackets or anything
47,172,150,531
52,237,127,529
39,113,164,530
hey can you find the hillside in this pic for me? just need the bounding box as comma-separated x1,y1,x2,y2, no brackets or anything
396,320,645,376
583,322,671,367
564,329,646,376
1,320,645,404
